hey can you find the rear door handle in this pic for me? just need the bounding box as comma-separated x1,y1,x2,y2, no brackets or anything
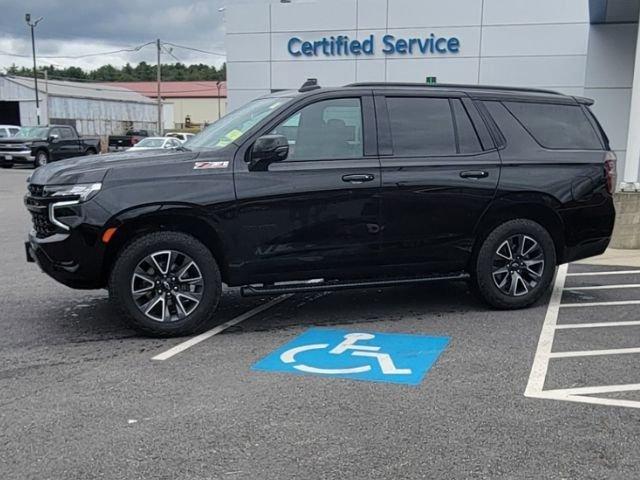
342,174,375,183
460,170,489,179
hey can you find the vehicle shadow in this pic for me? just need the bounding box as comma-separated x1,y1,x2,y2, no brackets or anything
232,279,485,333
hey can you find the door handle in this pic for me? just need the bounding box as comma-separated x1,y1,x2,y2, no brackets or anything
342,174,375,183
459,170,489,179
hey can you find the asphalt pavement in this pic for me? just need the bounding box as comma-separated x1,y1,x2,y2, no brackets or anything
1,167,640,480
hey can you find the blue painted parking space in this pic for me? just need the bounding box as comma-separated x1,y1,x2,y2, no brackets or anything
252,328,450,386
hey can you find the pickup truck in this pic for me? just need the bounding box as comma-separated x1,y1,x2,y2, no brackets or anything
0,125,100,168
108,130,154,150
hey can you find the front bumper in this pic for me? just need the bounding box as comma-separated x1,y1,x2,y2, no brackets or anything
0,150,35,164
26,230,106,289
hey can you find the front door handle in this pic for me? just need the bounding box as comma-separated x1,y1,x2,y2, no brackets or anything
342,174,375,183
460,170,489,179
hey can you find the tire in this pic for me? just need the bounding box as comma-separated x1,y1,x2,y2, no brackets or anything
86,148,97,155
472,219,556,310
109,231,222,337
35,150,48,168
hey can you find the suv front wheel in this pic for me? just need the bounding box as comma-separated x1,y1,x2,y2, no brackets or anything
109,231,222,337
473,219,557,309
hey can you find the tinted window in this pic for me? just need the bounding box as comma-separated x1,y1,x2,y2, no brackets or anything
504,101,601,150
452,100,482,153
50,128,62,139
387,97,455,156
0,129,6,138
271,98,363,161
59,127,74,139
9,128,19,136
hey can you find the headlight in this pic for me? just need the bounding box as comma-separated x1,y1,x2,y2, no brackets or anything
44,183,102,202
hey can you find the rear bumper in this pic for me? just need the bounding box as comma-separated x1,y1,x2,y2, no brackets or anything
558,195,615,264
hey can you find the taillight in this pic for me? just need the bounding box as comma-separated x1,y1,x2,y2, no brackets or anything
131,137,139,145
604,151,617,194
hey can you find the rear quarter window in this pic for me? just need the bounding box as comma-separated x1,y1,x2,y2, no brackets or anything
504,101,602,150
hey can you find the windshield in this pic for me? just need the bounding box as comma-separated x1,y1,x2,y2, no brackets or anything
187,97,291,150
135,138,165,148
16,127,49,139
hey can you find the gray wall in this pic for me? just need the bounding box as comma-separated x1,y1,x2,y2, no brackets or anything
225,0,593,108
585,23,638,179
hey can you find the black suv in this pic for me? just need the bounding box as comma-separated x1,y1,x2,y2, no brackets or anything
24,82,616,336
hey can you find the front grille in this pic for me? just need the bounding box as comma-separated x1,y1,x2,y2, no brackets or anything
26,184,57,238
0,143,28,152
31,211,56,238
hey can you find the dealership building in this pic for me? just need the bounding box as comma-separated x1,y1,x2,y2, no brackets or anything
225,0,640,193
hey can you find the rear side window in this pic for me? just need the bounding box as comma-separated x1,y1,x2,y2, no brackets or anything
387,97,456,156
504,101,602,150
451,100,482,154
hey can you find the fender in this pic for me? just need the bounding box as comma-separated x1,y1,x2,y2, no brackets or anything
472,192,566,262
101,202,233,283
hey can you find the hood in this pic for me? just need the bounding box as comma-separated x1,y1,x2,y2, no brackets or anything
28,149,201,186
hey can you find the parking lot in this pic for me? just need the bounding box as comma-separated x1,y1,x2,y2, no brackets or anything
1,168,640,480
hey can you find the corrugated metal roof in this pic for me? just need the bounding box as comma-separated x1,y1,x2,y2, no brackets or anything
4,75,155,104
106,81,227,98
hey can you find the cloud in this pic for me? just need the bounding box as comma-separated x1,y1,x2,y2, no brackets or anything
0,0,275,71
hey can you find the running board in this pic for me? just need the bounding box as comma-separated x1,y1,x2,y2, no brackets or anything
240,272,469,297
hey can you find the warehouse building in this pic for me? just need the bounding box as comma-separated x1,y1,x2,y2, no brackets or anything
0,75,171,136
112,81,227,129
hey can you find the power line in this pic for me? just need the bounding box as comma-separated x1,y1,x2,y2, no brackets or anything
162,42,226,57
0,41,155,59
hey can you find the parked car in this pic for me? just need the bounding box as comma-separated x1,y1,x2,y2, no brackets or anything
24,81,616,337
127,136,182,151
0,125,20,139
166,132,196,143
108,129,154,150
0,125,100,168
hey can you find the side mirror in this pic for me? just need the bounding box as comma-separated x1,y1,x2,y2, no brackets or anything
249,134,289,171
48,134,59,142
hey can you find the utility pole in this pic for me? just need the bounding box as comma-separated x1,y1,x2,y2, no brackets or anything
216,81,222,119
156,38,162,135
25,13,44,125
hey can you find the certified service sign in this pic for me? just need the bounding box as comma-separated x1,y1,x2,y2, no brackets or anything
287,33,460,57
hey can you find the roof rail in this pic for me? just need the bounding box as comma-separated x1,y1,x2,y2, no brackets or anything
344,82,563,96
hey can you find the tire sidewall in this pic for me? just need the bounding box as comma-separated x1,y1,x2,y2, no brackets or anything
110,231,222,336
474,219,557,309
36,151,48,167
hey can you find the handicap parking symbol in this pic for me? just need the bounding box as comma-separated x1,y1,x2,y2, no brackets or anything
252,328,450,386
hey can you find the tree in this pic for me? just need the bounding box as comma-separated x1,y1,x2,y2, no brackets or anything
4,62,226,82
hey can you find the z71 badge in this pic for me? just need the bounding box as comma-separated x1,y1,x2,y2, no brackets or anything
193,161,229,170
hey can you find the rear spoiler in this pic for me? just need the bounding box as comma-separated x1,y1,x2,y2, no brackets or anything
573,96,595,106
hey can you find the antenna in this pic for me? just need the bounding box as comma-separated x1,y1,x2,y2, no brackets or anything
299,78,321,92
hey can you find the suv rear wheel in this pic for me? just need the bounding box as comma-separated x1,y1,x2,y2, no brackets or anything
109,231,222,337
473,219,556,309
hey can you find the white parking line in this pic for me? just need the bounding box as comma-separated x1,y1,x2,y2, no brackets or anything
556,320,640,329
525,264,640,409
152,294,293,361
566,270,640,277
560,300,640,308
565,284,640,290
549,347,640,358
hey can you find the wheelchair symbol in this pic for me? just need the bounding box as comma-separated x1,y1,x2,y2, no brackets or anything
280,332,412,376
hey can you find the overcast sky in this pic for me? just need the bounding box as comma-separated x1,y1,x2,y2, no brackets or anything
0,0,272,73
